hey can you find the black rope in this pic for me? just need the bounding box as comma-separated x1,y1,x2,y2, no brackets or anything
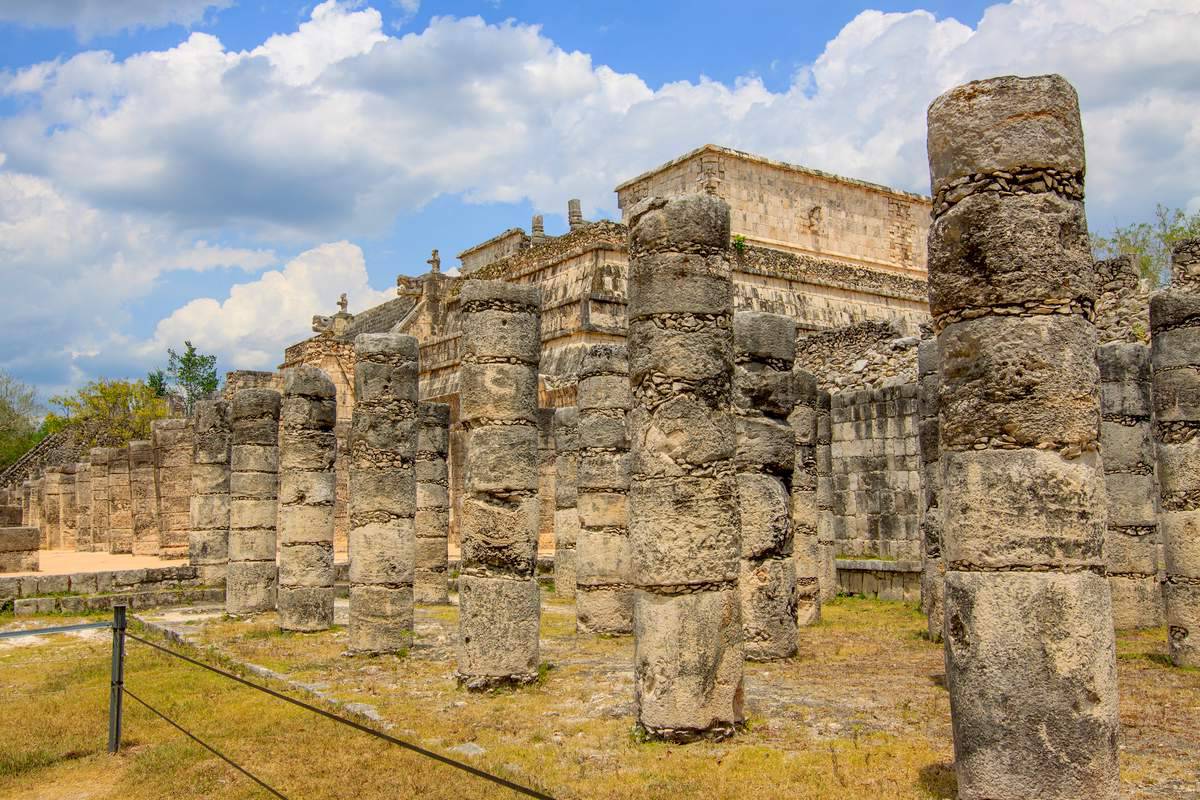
124,632,556,799
122,686,289,799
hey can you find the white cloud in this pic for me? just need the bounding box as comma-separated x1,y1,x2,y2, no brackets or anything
1,0,1198,396
139,242,394,370
0,0,232,39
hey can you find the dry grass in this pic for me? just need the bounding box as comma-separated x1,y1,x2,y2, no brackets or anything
0,595,1196,800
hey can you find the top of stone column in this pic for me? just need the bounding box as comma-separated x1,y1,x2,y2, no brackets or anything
927,74,1084,192
282,364,336,400
459,279,540,311
627,194,730,257
733,311,796,364
1171,238,1200,288
354,332,419,363
579,344,628,379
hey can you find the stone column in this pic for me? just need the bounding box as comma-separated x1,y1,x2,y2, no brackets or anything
278,366,338,633
20,481,31,527
108,448,133,554
456,279,542,689
58,463,78,550
552,407,579,598
74,461,92,552
347,335,418,651
90,449,112,552
1151,238,1200,667
190,400,231,585
42,468,62,549
29,477,43,540
814,389,838,602
928,74,1119,798
791,367,821,627
129,440,159,556
734,311,800,660
227,389,281,615
575,344,634,634
627,194,742,741
917,336,944,642
152,418,193,559
415,401,451,605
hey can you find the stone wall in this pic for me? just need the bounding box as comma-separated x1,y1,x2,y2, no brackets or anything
615,144,930,278
795,321,919,391
828,384,921,560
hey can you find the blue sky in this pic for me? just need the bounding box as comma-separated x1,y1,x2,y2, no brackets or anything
0,0,1197,402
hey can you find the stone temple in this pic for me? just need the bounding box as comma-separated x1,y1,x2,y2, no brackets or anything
4,85,1192,795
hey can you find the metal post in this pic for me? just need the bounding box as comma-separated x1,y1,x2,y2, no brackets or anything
107,605,126,754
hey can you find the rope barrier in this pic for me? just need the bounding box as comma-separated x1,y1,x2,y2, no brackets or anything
122,686,289,799
124,631,556,800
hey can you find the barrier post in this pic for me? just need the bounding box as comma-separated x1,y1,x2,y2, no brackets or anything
107,605,126,754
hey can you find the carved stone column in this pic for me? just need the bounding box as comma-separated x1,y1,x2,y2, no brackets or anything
917,336,944,641
152,418,193,559
415,402,451,605
108,450,132,554
190,400,231,585
552,407,579,598
227,389,280,615
129,440,158,555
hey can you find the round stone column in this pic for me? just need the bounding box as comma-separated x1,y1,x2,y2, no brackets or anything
575,344,634,634
456,280,542,689
627,194,743,741
814,389,837,602
227,388,281,615
279,366,338,633
348,334,419,652
415,402,451,605
927,74,1119,799
1151,238,1200,666
190,400,231,585
552,407,580,598
734,311,801,659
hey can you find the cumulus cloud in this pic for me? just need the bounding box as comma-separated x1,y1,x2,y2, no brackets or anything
1,0,1198,395
138,241,394,370
0,0,232,39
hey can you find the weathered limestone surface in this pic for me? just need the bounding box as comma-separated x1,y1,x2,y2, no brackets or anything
190,401,231,585
74,462,92,552
0,527,39,572
42,468,63,549
29,478,43,539
1151,238,1200,667
790,366,821,628
415,402,451,605
917,336,944,641
348,335,418,651
20,481,31,526
107,450,132,554
575,344,634,634
129,440,159,556
1099,341,1163,628
928,74,1119,799
89,449,112,553
457,280,542,688
814,389,837,601
734,311,800,659
627,194,743,740
553,407,580,598
152,419,193,559
58,463,77,550
227,389,280,615
278,366,338,633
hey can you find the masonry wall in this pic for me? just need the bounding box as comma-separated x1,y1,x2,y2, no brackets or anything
828,384,921,560
615,146,930,278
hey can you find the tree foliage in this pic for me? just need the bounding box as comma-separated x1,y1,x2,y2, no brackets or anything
0,370,45,468
1092,204,1200,287
147,341,220,415
45,379,169,448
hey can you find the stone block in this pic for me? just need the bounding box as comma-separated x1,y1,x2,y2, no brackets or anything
633,587,743,737
1162,510,1200,578
630,476,739,587
734,416,794,476
225,561,277,615
939,314,1099,449
576,490,627,529
231,444,278,474
629,194,730,255
278,542,334,587
737,473,790,560
577,450,629,492
1108,574,1164,630
627,250,732,319
277,433,336,473
1157,435,1200,497
1099,421,1154,473
1105,473,1158,528
277,504,335,545
577,375,632,412
349,584,414,652
456,574,540,686
629,397,734,477
1164,579,1200,667
576,585,634,634
928,191,1091,316
1151,366,1200,423
942,569,1119,800
740,556,797,661
459,362,538,423
577,413,628,451
941,449,1104,569
460,495,538,577
349,520,415,585
278,585,334,633
576,528,632,585
465,426,538,494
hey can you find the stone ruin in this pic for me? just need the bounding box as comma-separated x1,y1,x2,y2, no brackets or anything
1,79,1195,795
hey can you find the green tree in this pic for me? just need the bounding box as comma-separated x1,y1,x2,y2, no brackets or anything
1092,204,1200,287
152,341,219,415
0,370,46,468
45,379,169,448
146,368,169,398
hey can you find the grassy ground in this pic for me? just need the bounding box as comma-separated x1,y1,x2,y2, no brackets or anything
0,595,1196,800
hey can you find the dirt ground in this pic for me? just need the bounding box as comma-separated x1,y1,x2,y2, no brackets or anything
1,593,1197,799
